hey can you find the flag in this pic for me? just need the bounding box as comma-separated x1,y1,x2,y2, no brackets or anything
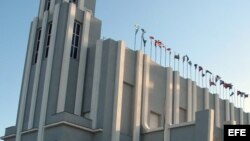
154,40,162,47
206,70,212,75
237,90,242,95
149,36,154,40
188,61,192,66
220,80,224,85
174,54,180,60
209,79,216,86
198,66,203,72
143,38,147,47
166,48,171,51
202,73,205,77
182,55,189,62
245,94,249,98
230,92,234,96
215,75,221,82
194,64,198,70
224,83,232,89
135,24,140,35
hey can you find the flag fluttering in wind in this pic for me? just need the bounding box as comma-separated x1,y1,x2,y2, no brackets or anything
194,64,198,70
230,92,234,96
174,54,180,60
209,78,216,86
149,36,154,58
182,55,189,62
223,83,233,89
220,80,224,85
206,70,212,75
198,66,203,72
202,73,205,77
135,24,140,35
141,28,146,50
245,94,249,98
215,75,221,82
134,24,140,50
188,61,192,66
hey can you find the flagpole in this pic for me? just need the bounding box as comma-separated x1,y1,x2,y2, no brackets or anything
186,61,188,79
183,60,184,77
150,39,152,58
134,32,137,50
165,49,167,67
174,53,176,70
169,52,171,67
160,48,162,65
155,46,157,63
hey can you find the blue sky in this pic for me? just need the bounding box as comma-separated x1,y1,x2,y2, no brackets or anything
1,0,250,137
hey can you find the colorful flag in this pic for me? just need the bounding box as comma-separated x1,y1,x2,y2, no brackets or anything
224,83,232,89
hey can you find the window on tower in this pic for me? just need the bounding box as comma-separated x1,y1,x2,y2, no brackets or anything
45,0,51,11
70,21,81,59
33,28,42,64
44,22,52,58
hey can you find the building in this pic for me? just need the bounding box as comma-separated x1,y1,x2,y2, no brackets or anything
1,0,250,141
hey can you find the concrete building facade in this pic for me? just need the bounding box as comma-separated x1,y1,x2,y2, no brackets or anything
1,0,250,141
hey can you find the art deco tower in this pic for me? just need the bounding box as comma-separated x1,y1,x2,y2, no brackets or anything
2,0,101,141
2,0,250,141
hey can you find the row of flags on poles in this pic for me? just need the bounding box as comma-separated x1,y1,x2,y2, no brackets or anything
134,24,249,100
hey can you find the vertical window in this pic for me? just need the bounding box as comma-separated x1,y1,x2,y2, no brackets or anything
70,21,81,59
44,22,52,58
33,28,42,64
69,0,78,5
45,0,51,11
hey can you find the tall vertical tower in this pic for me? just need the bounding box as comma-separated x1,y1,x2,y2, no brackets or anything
2,0,101,141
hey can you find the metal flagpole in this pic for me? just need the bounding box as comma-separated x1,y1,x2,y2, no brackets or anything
169,51,171,67
160,47,162,65
183,60,185,77
165,49,167,67
155,46,157,62
150,39,152,58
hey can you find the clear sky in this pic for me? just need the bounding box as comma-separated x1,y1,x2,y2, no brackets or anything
0,0,250,137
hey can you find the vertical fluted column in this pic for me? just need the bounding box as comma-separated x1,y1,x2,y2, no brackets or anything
132,51,143,141
38,0,46,19
230,103,235,122
37,4,60,141
141,55,150,131
111,41,125,141
192,81,197,121
28,11,49,129
164,67,173,141
173,71,180,124
89,40,103,128
214,94,220,127
57,3,76,113
239,109,244,124
187,79,192,122
225,100,230,121
74,11,91,116
204,88,209,109
15,17,39,141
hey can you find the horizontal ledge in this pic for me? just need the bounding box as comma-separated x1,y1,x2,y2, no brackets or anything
169,121,195,129
45,121,103,133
